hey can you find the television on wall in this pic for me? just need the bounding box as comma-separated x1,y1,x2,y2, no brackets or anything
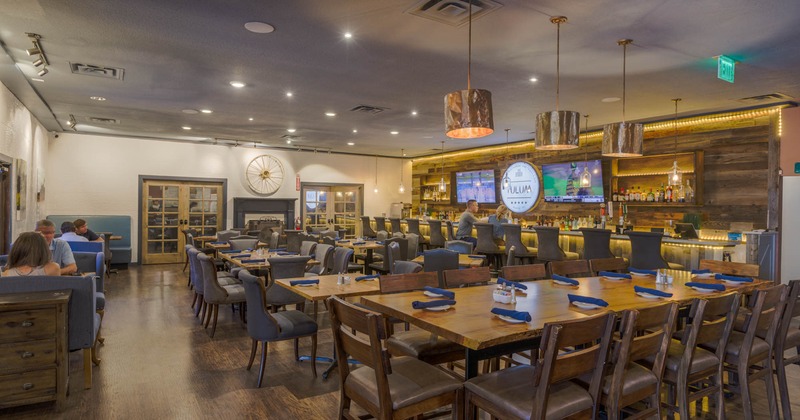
542,160,604,203
456,169,496,204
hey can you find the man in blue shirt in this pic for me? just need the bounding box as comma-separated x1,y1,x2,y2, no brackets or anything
35,219,77,275
455,199,479,247
60,221,88,242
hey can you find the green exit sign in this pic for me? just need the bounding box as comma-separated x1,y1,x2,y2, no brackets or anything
718,55,735,83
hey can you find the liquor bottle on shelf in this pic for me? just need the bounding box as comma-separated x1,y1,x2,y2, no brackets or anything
684,180,694,202
676,182,686,203
612,188,618,202
665,184,673,202
646,188,655,202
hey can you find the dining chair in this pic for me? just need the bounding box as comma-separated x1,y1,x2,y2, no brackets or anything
547,259,592,278
443,266,491,288
216,229,239,243
299,240,317,258
228,238,259,251
306,243,333,276
265,256,311,312
327,296,463,419
502,224,537,265
445,240,473,255
533,226,579,262
197,252,246,338
423,248,460,288
284,229,304,253
505,245,516,266
188,246,240,319
360,216,377,238
657,292,739,419
589,257,629,275
627,231,680,270
474,222,505,269
257,226,273,244
239,271,317,388
331,246,355,274
445,220,457,241
370,240,405,274
392,260,422,274
465,311,617,419
404,233,419,258
388,217,404,236
775,279,800,420
500,263,548,282
698,259,760,277
405,218,430,250
268,231,280,250
579,228,616,260
374,216,387,233
428,220,446,248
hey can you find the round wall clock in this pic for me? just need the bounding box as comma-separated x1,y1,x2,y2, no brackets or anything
246,154,285,195
500,161,542,213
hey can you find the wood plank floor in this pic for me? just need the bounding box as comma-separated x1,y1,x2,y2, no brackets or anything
0,263,797,419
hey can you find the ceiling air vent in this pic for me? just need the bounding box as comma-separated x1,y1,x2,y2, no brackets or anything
406,0,502,27
70,63,125,80
350,104,389,114
736,92,793,103
86,117,119,124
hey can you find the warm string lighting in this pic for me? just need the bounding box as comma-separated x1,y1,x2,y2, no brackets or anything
398,148,405,193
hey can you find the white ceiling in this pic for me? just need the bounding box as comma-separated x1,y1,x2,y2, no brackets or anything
1,0,798,157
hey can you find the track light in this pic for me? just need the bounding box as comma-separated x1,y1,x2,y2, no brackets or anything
66,114,77,130
25,34,50,77
32,57,44,67
26,46,41,56
37,67,48,77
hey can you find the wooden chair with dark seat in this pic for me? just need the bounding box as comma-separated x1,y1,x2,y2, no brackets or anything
428,220,446,249
406,218,430,250
658,292,740,419
533,226,579,263
589,257,629,275
465,311,617,420
547,259,592,278
500,263,548,282
443,266,491,288
776,279,800,420
502,224,537,265
699,259,760,277
327,295,463,420
360,216,377,238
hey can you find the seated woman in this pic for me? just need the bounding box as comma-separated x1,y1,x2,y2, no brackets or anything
3,232,61,276
487,204,511,246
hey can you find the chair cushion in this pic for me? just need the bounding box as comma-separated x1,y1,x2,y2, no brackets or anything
600,362,658,397
386,330,464,361
784,328,800,350
565,251,580,260
667,262,685,270
95,292,105,311
465,365,593,419
655,339,720,383
722,331,770,364
220,284,246,303
218,275,240,286
346,356,462,411
272,309,318,339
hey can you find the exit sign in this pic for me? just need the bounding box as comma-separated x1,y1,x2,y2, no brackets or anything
718,55,735,83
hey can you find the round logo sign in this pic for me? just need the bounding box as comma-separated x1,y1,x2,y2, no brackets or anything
500,161,542,213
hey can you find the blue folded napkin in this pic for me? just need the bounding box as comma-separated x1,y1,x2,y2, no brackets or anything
289,279,319,286
220,250,240,254
230,254,250,259
497,277,528,290
277,251,298,256
599,271,632,279
210,241,227,245
629,267,657,275
355,274,380,282
423,286,455,299
551,274,579,286
634,285,673,298
351,241,366,245
468,255,487,259
412,299,456,309
491,307,531,322
241,259,265,264
691,269,712,274
567,294,609,307
686,282,726,291
715,274,753,283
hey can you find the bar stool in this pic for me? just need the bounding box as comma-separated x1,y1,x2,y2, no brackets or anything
627,231,683,269
405,218,430,251
533,226,578,263
475,223,505,269
427,220,445,248
445,220,457,241
359,216,376,238
502,224,536,265
388,217,404,236
374,216,387,233
579,228,616,260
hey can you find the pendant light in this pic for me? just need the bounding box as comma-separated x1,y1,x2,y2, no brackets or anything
444,0,493,139
439,141,447,192
579,115,592,188
373,155,379,194
502,128,510,190
668,98,682,186
535,16,580,150
602,39,643,157
398,148,406,193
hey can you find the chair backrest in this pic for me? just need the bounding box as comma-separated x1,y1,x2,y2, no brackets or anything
187,247,204,294
383,241,402,272
184,230,197,247
529,312,617,419
423,249,460,288
392,261,423,274
321,236,336,247
73,251,105,292
376,230,389,242
239,271,282,341
589,257,628,275
257,226,273,243
404,233,419,257
698,259,759,277
320,230,338,239
777,280,800,354
506,245,516,266
534,226,567,261
216,229,239,242
501,263,548,282
332,247,354,274
268,256,312,280
443,266,491,288
406,218,422,236
299,241,317,257
739,284,787,352
379,271,439,293
228,238,259,251
197,252,231,303
445,221,456,241
284,230,304,253
269,231,280,249
360,216,377,238
474,223,499,253
627,231,669,269
65,241,103,253
309,244,334,275
389,218,403,235
681,293,740,368
374,217,387,233
580,228,615,260
502,224,532,256
386,237,408,261
548,259,591,278
428,220,446,247
445,240,473,254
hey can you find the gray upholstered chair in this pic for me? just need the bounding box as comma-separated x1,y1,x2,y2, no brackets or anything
475,222,504,269
332,246,355,274
265,256,311,311
268,231,280,250
374,216,387,233
392,260,422,274
505,245,516,267
216,229,239,243
74,251,106,344
534,226,579,262
502,224,537,265
445,220,457,241
627,231,671,269
428,220,446,248
306,243,333,276
579,228,617,261
360,216,377,238
228,237,259,251
423,248,460,288
445,240,473,254
284,229,304,253
257,226,273,244
389,217,403,236
369,241,402,274
321,236,336,247
320,230,338,240
184,230,217,273
776,280,800,420
197,252,246,338
239,271,317,387
405,218,430,250
404,233,419,258
299,240,317,257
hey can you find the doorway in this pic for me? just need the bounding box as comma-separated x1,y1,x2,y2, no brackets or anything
301,183,362,238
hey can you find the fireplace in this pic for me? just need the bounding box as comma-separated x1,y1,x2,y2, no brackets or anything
232,198,297,230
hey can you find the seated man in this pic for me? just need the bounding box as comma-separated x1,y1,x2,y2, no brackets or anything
455,199,479,247
60,221,88,242
35,219,78,275
74,219,105,242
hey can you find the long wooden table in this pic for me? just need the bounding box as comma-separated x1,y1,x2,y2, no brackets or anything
219,251,319,270
411,253,486,268
360,269,769,379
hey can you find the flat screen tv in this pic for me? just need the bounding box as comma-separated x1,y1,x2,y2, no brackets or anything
455,169,496,204
542,160,604,203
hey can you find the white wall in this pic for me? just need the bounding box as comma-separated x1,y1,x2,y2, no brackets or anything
46,133,411,262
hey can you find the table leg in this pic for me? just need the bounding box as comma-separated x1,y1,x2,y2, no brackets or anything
364,249,374,275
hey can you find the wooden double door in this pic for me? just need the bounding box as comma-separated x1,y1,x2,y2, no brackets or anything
141,180,223,264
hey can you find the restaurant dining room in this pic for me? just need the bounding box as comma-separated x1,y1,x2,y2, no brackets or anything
2,1,800,419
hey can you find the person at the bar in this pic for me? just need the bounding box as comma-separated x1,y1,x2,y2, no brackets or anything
2,231,61,276
35,219,78,275
456,199,479,247
487,204,510,245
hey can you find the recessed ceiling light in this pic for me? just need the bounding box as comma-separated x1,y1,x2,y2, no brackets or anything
411,110,418,116
325,112,336,117
90,96,106,101
529,77,538,83
352,129,358,133
286,139,292,144
344,32,353,39
248,117,254,121
601,97,621,103
287,128,296,133
347,142,355,146
390,131,399,135
286,92,293,97
182,109,199,114
244,21,275,34
200,109,213,114
31,78,44,82
182,126,192,130
230,81,246,88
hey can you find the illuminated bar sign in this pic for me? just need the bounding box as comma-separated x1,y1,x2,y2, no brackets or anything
718,55,735,83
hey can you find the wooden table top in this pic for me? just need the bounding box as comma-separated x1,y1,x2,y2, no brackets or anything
411,253,486,268
336,240,383,250
219,251,319,270
275,274,382,301
206,241,268,250
360,270,769,351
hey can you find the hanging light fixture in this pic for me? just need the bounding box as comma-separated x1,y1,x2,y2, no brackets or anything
438,141,447,192
536,16,580,150
602,39,643,157
398,148,406,193
580,115,592,188
502,128,510,190
444,0,493,139
668,98,683,186
373,155,379,194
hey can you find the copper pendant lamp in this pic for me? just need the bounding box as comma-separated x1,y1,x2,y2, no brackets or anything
602,39,643,157
444,0,494,139
535,16,580,150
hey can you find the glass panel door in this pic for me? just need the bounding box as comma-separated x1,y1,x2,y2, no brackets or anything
332,186,359,238
302,184,361,238
304,187,330,232
188,186,221,237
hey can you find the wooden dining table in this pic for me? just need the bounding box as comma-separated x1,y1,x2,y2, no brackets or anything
219,250,319,271
337,240,384,275
411,253,486,268
360,269,770,379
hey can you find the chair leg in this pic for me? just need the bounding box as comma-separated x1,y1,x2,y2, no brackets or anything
311,334,318,378
209,305,220,338
96,309,105,344
247,339,258,370
83,349,93,389
294,338,300,361
91,343,101,366
713,371,726,420
191,292,198,309
204,303,214,328
764,359,780,420
257,341,268,388
777,355,793,420
183,259,189,272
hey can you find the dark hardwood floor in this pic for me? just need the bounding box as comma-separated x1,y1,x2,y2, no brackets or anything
0,264,797,419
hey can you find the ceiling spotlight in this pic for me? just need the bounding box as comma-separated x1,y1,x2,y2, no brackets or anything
390,131,399,135
352,129,358,133
66,114,77,129
286,92,293,97
325,112,336,117
344,32,353,39
286,139,292,144
248,117,254,121
90,96,106,101
287,128,296,133
182,126,192,130
530,77,538,83
26,47,41,56
411,110,418,116
347,142,355,146
230,81,246,88
32,57,44,67
200,109,213,114
37,67,48,77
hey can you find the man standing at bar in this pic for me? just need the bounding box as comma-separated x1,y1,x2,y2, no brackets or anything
35,219,78,275
456,199,479,247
